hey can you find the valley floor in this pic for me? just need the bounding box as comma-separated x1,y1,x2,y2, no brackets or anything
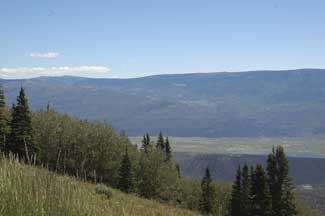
130,136,325,156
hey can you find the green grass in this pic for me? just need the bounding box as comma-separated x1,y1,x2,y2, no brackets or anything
0,156,200,216
130,136,325,156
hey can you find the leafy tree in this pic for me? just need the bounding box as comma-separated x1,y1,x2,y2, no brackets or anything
241,164,251,216
267,146,297,216
138,151,159,198
251,165,272,216
165,136,172,162
0,85,7,151
8,88,38,160
117,148,134,193
156,131,165,150
229,166,241,216
199,167,217,215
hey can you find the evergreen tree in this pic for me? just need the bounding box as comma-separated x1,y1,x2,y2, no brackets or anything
0,85,7,151
200,167,217,215
156,131,165,150
176,163,181,178
241,164,251,216
141,133,151,153
117,148,134,193
267,146,297,216
251,165,272,216
8,87,37,160
229,166,242,216
165,136,172,162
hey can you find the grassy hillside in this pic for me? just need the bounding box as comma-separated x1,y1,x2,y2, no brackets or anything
0,156,322,215
0,156,199,216
2,69,325,137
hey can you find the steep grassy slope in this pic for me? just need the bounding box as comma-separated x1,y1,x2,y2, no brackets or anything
2,69,325,137
0,156,199,216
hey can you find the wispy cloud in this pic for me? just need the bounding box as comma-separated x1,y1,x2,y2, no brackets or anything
30,52,60,58
0,66,111,79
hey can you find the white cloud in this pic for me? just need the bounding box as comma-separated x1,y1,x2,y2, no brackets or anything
30,52,60,58
0,66,111,79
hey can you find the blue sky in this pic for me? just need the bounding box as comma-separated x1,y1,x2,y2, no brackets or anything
1,0,325,79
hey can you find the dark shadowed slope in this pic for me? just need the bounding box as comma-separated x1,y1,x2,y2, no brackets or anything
2,69,325,137
173,152,325,185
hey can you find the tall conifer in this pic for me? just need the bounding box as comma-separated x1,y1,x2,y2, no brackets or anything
156,132,165,150
9,87,37,159
251,165,272,216
229,166,242,216
241,164,251,216
0,85,7,152
117,148,134,193
199,167,217,215
141,133,151,153
267,146,297,216
165,136,172,162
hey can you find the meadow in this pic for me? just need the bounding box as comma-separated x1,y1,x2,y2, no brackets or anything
0,155,200,216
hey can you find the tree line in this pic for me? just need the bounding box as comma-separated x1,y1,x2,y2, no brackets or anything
0,85,301,216
226,145,297,216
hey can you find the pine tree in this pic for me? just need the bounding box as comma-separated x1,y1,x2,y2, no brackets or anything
165,136,172,162
229,166,242,216
141,133,151,153
117,148,134,193
200,167,217,215
267,146,297,216
251,165,272,216
156,131,165,150
8,87,37,160
0,85,7,151
241,164,251,216
176,163,181,178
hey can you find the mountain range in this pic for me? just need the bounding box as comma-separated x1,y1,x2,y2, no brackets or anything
1,68,325,137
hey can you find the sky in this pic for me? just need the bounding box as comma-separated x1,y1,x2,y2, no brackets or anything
1,0,325,79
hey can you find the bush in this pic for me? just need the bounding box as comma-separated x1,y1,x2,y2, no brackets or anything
95,184,113,199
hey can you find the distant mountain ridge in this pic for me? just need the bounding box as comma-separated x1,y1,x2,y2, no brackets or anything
1,68,325,137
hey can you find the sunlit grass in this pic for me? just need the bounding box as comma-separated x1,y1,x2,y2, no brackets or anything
0,155,200,216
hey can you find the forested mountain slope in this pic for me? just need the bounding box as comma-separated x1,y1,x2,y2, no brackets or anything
2,69,325,137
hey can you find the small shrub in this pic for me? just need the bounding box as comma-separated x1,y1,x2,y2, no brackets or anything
95,183,113,199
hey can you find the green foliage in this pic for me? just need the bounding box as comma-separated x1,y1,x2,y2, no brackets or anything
229,147,300,216
156,131,165,150
0,155,199,216
200,167,217,215
241,164,251,216
251,165,272,216
117,148,134,193
267,146,297,216
8,87,38,160
165,136,172,162
142,133,152,153
229,166,241,216
95,183,113,199
0,85,8,151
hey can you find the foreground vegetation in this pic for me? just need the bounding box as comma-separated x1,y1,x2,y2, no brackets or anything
0,155,199,216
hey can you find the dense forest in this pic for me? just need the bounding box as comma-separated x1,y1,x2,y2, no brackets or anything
0,85,321,216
